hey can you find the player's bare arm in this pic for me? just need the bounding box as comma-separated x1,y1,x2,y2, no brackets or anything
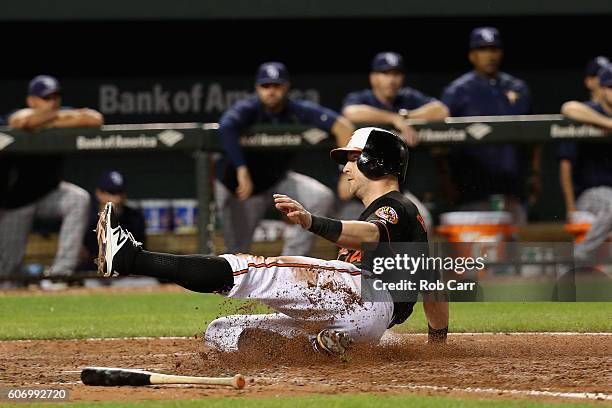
561,100,612,130
342,104,401,125
342,105,418,147
49,108,104,128
404,101,449,121
8,107,58,130
342,105,411,137
332,220,379,249
274,193,379,250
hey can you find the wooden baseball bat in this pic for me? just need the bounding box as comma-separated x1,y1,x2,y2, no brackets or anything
81,367,246,389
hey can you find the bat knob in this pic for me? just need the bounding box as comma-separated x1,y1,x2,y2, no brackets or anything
233,374,246,389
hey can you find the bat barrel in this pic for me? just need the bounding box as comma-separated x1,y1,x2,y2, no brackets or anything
150,373,246,389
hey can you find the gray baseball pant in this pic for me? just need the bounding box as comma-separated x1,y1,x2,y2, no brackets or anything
0,181,90,276
215,171,334,256
575,186,612,261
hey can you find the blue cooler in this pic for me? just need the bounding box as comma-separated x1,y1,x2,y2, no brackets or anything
172,199,198,234
141,199,172,234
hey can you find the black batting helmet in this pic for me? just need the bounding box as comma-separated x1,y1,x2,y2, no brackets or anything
330,127,409,182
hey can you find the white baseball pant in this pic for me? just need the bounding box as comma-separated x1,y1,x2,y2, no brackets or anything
204,254,394,352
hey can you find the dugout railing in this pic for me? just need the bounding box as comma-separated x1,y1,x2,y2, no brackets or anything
0,115,609,282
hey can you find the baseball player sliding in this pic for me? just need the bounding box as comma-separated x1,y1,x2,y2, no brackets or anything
96,127,449,356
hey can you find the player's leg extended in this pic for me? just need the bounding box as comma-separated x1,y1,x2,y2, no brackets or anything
275,171,334,256
96,202,234,292
97,204,392,353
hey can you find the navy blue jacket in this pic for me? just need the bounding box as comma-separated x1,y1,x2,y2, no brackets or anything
441,71,532,202
217,95,339,193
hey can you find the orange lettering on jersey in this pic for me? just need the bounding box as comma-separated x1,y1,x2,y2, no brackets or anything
346,250,362,263
375,206,399,224
337,248,362,263
417,214,427,232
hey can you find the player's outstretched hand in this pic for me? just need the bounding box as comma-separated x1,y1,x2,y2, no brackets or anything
273,194,312,229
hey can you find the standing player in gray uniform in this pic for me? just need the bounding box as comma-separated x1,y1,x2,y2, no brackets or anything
559,64,612,261
96,127,449,355
0,75,102,278
216,62,354,256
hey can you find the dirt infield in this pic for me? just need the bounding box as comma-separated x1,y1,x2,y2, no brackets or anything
1,332,610,404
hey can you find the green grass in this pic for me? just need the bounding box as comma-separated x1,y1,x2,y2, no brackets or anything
0,394,602,408
0,291,610,340
476,281,612,302
0,292,264,340
1,296,607,408
395,301,612,333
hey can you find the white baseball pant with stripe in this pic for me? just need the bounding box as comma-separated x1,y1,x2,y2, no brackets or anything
204,254,394,352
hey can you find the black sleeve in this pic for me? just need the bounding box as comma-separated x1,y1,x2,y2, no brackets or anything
366,196,428,243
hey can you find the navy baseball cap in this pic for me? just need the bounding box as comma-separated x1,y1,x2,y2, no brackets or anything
28,75,61,97
255,62,289,85
598,64,612,87
469,27,502,49
585,56,610,77
371,52,404,72
98,171,126,194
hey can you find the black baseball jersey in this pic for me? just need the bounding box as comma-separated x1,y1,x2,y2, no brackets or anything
337,190,428,327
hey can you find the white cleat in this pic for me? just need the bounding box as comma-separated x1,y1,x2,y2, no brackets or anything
96,202,141,277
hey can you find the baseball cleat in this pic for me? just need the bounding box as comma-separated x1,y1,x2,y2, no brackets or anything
96,202,141,277
312,329,352,357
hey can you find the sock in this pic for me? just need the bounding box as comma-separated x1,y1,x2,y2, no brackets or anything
131,251,234,293
428,324,448,343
